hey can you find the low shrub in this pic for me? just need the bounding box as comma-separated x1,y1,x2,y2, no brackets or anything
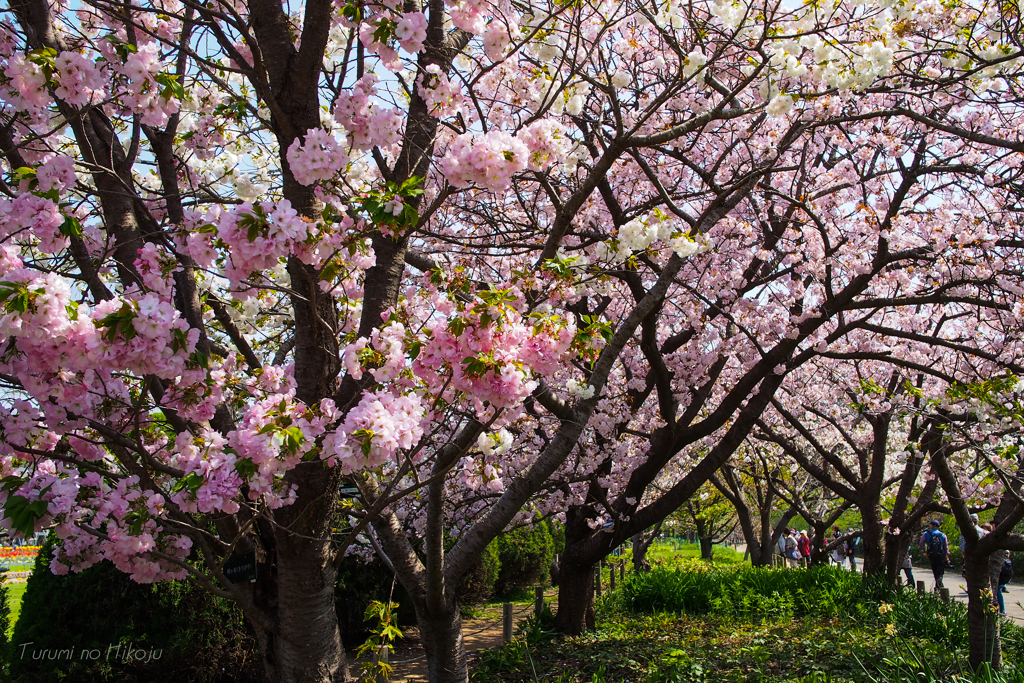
458,541,501,604
616,563,863,620
7,536,263,683
494,522,555,598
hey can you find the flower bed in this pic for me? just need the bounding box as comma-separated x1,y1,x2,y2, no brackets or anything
0,546,41,563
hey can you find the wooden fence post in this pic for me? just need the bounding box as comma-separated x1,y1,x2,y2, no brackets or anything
503,603,513,643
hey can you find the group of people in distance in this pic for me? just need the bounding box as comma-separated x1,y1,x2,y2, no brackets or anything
775,519,1013,613
776,528,814,567
775,526,860,570
918,515,1014,614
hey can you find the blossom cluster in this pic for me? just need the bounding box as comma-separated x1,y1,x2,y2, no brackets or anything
333,74,405,151
286,128,349,186
320,390,427,473
438,131,530,193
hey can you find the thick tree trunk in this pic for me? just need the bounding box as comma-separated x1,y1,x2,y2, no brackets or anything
883,532,911,588
698,535,714,561
554,560,596,635
809,522,831,567
860,508,885,576
415,597,468,683
733,504,765,566
262,541,348,683
694,516,714,560
632,533,652,573
747,541,768,567
964,551,1002,670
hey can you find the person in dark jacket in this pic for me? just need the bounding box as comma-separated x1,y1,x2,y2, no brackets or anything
846,534,859,572
999,551,1013,614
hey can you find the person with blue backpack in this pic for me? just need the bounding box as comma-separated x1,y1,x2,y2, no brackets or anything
919,519,950,591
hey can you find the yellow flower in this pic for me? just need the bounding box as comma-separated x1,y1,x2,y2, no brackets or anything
878,602,893,615
885,623,897,636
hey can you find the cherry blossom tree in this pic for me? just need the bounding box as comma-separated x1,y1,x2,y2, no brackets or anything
1,0,1023,681
918,378,1024,670
711,443,814,566
753,361,946,576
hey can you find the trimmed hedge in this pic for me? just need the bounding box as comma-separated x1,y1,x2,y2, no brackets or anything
494,522,554,598
457,521,558,604
0,570,10,673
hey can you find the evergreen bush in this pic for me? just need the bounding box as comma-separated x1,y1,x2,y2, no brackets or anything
494,522,554,598
6,536,263,683
458,541,501,604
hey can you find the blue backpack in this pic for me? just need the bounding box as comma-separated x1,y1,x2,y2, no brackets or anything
926,530,945,558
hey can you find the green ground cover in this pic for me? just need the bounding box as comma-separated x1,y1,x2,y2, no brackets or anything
470,561,1024,683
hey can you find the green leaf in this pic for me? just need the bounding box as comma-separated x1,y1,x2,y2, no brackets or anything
2,493,45,536
171,472,204,494
0,475,25,493
321,260,341,283
96,301,138,342
59,214,83,238
155,73,185,100
234,458,258,479
448,317,467,337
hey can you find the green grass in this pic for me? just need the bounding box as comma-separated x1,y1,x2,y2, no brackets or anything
6,580,26,635
614,539,747,569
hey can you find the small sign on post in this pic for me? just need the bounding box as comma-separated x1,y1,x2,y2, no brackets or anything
224,551,257,583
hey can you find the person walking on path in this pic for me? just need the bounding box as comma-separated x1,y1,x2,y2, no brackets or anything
798,530,811,567
998,551,1013,615
846,534,859,572
831,526,845,567
900,548,915,588
920,519,950,591
784,529,801,568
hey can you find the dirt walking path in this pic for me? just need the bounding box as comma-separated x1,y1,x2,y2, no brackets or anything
374,589,556,682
